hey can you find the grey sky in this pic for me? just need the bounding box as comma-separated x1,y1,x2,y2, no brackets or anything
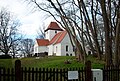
0,0,53,39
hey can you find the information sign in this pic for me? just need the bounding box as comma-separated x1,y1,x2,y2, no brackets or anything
68,71,78,80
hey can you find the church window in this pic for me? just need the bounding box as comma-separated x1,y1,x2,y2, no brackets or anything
88,51,91,55
66,53,69,56
56,46,57,52
66,45,68,52
55,31,57,33
73,46,76,52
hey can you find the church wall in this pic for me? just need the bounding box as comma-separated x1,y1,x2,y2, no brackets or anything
34,46,48,56
45,30,62,40
61,33,75,56
38,46,48,53
48,45,54,56
53,44,61,56
34,41,38,54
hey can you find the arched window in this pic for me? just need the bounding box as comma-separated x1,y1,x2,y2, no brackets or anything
73,46,76,52
66,53,69,56
66,45,68,52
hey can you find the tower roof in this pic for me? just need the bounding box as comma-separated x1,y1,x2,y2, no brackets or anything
45,22,63,32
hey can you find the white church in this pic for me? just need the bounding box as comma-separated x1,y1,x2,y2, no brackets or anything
34,22,75,56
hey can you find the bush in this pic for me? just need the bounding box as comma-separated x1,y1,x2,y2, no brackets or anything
64,60,71,64
0,55,12,59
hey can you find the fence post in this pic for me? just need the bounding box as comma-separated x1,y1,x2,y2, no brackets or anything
15,60,21,81
85,60,92,81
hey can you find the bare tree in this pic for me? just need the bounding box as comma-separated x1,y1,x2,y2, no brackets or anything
114,9,120,65
25,0,120,65
36,23,46,39
10,40,23,58
99,0,120,65
0,8,22,56
20,38,34,57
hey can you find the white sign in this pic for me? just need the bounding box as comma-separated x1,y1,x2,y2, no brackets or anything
68,71,78,80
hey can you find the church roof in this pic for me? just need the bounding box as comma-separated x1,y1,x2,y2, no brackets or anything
55,31,67,44
36,31,67,46
49,32,62,44
49,31,67,45
45,22,63,32
36,39,49,46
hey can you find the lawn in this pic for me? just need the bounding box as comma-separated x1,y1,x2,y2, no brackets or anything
0,56,105,69
0,59,13,68
20,56,84,68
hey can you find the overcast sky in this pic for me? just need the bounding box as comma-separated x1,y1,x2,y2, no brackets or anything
0,0,54,39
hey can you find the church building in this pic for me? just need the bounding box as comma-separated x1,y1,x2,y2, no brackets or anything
34,22,75,56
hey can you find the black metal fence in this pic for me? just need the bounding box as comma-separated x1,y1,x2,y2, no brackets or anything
0,67,86,81
0,60,120,81
103,65,120,81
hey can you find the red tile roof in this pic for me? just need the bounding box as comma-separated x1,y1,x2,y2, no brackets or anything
49,31,67,45
55,31,67,44
45,22,63,32
49,32,62,44
36,39,49,46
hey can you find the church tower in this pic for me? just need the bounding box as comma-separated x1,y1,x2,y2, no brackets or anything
45,22,63,41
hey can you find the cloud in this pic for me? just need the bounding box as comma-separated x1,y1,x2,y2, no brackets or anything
0,0,55,39
0,0,42,38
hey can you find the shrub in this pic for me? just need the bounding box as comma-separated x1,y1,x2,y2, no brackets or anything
0,55,12,59
64,60,71,64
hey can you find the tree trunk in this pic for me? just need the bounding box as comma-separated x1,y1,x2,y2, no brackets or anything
100,0,112,65
114,18,120,65
72,35,84,61
81,1,101,59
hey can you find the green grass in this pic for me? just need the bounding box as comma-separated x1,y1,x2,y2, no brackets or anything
20,56,84,68
0,59,14,68
0,56,105,69
87,55,105,68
